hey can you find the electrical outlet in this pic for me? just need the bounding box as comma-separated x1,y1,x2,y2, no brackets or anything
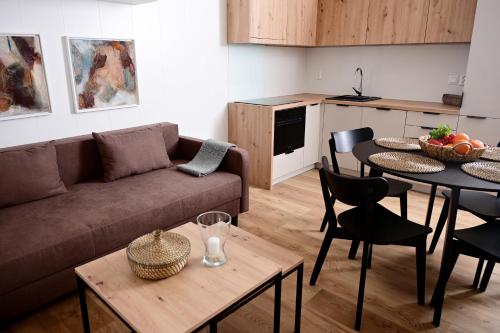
316,71,323,80
448,74,459,85
459,75,466,86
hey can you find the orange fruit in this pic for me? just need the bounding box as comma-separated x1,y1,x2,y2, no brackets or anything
453,140,471,155
453,133,470,144
469,139,485,149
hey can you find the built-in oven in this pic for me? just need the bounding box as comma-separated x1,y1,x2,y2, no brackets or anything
273,106,306,156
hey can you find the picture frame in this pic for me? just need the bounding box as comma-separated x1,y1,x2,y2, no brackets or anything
0,33,52,121
65,36,140,113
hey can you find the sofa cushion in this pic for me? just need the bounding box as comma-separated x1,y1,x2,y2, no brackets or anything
0,167,241,293
0,142,67,208
93,126,173,182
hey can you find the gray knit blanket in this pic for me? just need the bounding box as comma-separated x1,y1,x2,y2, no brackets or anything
177,139,235,177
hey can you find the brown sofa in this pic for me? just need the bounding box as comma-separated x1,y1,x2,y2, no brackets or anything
0,122,249,323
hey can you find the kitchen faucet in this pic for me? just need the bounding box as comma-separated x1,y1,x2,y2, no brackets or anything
352,67,363,96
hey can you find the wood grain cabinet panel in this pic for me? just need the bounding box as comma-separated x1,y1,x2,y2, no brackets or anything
286,0,318,46
425,0,477,43
366,0,429,45
228,0,287,44
316,0,370,46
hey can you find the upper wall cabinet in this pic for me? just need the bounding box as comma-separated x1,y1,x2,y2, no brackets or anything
316,0,370,46
227,0,287,44
286,0,318,46
366,0,430,45
425,0,477,43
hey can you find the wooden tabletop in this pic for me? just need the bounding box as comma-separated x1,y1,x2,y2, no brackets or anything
75,223,303,333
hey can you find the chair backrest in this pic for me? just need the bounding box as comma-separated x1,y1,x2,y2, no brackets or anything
497,142,500,147
329,127,374,173
323,158,388,208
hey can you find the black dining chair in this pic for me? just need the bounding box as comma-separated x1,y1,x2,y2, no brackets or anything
428,141,500,290
310,157,432,331
432,222,500,326
319,128,412,234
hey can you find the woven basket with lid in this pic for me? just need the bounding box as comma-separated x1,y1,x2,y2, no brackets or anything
127,230,191,280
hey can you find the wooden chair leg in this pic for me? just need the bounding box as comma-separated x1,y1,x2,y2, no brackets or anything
348,240,360,260
473,258,484,289
320,213,328,232
425,184,438,227
429,198,450,254
416,238,426,305
400,192,408,222
310,226,335,286
367,244,373,269
355,242,370,331
479,260,495,292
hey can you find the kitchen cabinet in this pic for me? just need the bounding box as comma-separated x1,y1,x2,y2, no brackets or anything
227,0,287,44
304,103,321,166
361,107,406,138
316,0,370,46
322,104,364,171
404,125,432,139
406,111,459,130
273,148,304,180
457,116,500,147
366,0,429,45
286,0,318,46
425,0,477,43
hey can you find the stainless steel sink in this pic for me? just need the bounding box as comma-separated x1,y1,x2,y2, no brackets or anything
326,95,382,102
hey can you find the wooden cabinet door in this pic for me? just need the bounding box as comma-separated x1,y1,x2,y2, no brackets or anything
249,0,287,41
425,0,477,43
366,0,429,45
316,0,370,46
286,0,318,46
361,107,406,138
322,104,363,171
304,104,321,166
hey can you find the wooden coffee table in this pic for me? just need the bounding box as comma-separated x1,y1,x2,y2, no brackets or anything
75,222,304,333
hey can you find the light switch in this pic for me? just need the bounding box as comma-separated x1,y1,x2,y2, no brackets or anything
459,75,466,86
316,71,323,80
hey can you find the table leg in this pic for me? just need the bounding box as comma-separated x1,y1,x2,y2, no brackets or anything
425,184,438,227
209,321,218,333
294,264,303,333
77,276,91,333
432,187,460,327
274,273,282,333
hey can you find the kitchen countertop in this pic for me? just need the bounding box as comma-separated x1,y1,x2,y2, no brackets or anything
233,93,460,115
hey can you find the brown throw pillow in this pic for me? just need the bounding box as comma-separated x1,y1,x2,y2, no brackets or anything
93,126,172,182
0,142,67,208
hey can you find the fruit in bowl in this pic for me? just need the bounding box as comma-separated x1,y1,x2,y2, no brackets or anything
418,124,486,162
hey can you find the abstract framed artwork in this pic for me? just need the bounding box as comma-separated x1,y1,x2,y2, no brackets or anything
0,34,51,121
65,37,139,113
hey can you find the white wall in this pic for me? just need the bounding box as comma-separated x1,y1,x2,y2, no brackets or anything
461,0,500,118
306,44,470,102
0,0,229,148
228,45,307,101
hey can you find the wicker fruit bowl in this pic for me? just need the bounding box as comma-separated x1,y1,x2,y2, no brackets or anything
419,135,486,162
127,230,191,280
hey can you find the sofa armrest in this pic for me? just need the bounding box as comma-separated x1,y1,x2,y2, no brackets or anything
176,136,249,213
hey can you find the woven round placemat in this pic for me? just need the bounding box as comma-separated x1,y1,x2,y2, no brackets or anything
127,230,191,280
368,152,445,174
461,161,500,184
481,147,500,162
374,137,421,151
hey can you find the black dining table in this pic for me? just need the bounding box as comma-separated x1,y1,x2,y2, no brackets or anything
352,140,500,326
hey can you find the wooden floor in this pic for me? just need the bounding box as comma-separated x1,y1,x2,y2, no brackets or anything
2,170,499,332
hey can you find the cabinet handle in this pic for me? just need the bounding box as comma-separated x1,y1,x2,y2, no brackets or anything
420,126,435,130
336,104,350,107
310,103,319,106
423,112,439,115
466,115,487,120
376,107,391,111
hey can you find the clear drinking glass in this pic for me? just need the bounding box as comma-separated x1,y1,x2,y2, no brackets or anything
197,211,232,267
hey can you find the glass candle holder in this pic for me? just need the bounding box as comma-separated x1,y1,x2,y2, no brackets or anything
196,211,231,267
